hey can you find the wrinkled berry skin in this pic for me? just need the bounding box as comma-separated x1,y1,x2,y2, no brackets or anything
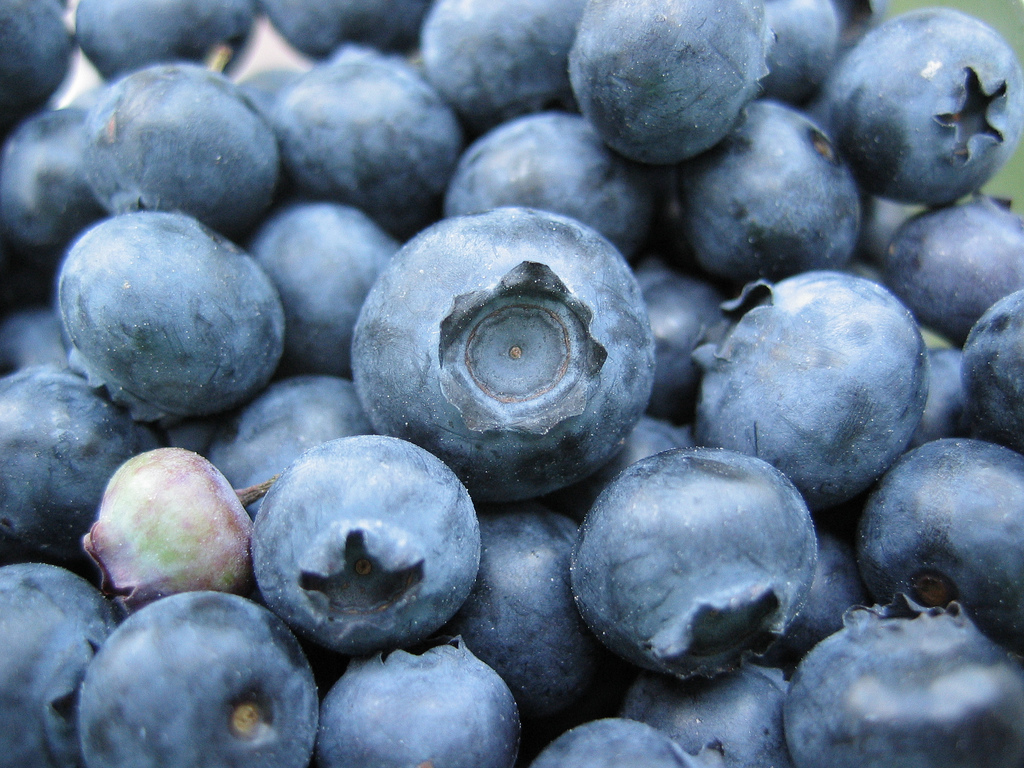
352,207,654,501
0,563,119,768
962,288,1024,455
857,438,1024,655
784,598,1024,768
82,64,280,239
78,591,319,768
316,638,520,768
252,435,480,656
58,211,285,424
0,366,159,564
814,8,1024,205
84,447,254,612
571,447,816,680
695,271,928,511
568,0,771,164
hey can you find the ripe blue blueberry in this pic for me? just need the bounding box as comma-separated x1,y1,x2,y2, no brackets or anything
568,0,772,164
784,597,1024,768
316,637,520,768
58,211,285,424
571,447,817,679
421,0,586,133
82,63,279,239
252,435,480,656
271,50,463,239
814,7,1024,205
962,287,1024,455
74,0,257,80
77,591,319,768
858,437,1024,654
0,562,119,768
677,99,861,283
0,365,159,563
622,662,794,768
353,207,654,501
695,271,928,510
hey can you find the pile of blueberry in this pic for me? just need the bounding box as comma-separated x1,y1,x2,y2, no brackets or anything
3,0,1024,766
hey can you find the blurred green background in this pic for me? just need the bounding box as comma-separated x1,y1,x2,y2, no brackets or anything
886,0,1024,208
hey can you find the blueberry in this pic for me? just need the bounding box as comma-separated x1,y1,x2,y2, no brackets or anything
443,503,607,720
677,100,861,283
316,637,520,768
632,256,727,424
74,0,257,80
0,107,106,272
857,437,1024,654
0,562,119,768
352,207,654,501
252,435,480,655
527,717,699,768
568,0,772,164
206,374,374,515
881,195,1024,346
0,0,73,135
694,271,928,511
420,0,586,133
271,51,463,239
814,7,1024,205
544,414,696,522
621,662,794,768
57,211,285,424
759,527,869,668
909,347,966,448
78,591,319,768
784,597,1024,768
761,0,840,104
247,201,398,379
259,0,431,57
82,63,279,239
0,365,159,564
961,287,1024,454
84,447,254,611
0,305,68,373
571,447,817,679
443,111,655,259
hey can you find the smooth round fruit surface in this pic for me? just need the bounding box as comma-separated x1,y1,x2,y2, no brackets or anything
814,7,1024,204
695,271,928,510
571,447,817,679
252,435,480,656
352,207,654,501
77,591,319,768
58,211,285,424
784,598,1024,768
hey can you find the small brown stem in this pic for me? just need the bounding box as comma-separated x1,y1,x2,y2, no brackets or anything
236,474,280,508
